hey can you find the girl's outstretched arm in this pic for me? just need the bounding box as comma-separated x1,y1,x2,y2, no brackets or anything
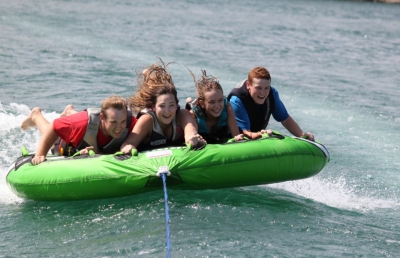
177,109,206,147
227,103,244,141
120,115,152,153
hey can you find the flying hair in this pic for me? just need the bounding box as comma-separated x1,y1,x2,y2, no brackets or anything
189,69,223,103
129,58,178,113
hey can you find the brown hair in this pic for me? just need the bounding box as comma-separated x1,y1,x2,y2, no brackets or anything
248,66,271,84
191,69,223,103
101,96,128,119
129,59,178,113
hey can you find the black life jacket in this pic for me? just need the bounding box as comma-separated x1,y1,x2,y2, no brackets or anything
51,108,132,156
227,80,275,132
137,109,184,151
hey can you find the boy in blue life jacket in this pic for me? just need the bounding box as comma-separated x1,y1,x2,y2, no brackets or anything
228,66,314,141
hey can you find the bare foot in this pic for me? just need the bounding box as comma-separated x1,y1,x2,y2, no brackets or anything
21,107,42,131
60,104,77,117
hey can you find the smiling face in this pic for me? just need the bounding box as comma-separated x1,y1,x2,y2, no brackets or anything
153,93,178,127
199,89,224,118
100,108,128,138
246,78,271,105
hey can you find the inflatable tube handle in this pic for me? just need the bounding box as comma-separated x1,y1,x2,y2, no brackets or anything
20,146,30,156
131,149,138,156
227,136,250,143
186,142,206,151
114,149,138,157
261,133,269,139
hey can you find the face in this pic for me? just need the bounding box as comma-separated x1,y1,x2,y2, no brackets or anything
100,108,128,138
153,93,178,126
199,89,224,118
246,78,271,105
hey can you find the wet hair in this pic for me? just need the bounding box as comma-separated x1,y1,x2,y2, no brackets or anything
248,66,271,84
101,96,128,119
129,59,178,113
191,69,223,103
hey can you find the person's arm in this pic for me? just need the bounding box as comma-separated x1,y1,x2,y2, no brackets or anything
32,122,60,165
189,109,197,121
229,97,263,139
229,96,250,131
271,88,314,141
177,109,206,147
281,116,314,141
242,129,272,140
120,115,152,154
226,102,244,141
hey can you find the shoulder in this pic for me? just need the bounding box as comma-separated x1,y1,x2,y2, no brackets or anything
134,113,153,132
270,86,285,103
271,86,280,96
179,108,190,114
138,113,153,122
229,95,244,108
229,95,241,103
177,108,192,118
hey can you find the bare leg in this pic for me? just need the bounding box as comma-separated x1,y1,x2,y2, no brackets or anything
60,104,77,117
21,107,51,135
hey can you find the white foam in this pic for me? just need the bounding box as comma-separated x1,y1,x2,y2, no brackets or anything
0,182,25,204
267,176,399,212
0,103,60,204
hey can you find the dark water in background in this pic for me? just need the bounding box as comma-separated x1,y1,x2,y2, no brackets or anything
1,0,400,256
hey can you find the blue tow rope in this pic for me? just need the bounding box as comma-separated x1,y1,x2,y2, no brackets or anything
157,166,172,258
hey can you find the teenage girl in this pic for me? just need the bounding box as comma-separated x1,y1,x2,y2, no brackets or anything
186,70,243,144
120,61,205,153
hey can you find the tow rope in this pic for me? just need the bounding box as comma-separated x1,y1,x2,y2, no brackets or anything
157,166,172,258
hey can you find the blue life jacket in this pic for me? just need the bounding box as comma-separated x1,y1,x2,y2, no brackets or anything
186,98,230,143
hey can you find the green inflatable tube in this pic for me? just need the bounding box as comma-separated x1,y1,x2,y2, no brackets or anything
6,132,330,201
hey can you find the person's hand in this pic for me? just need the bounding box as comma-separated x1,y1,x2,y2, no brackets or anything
120,144,136,154
234,134,245,141
79,146,95,155
260,129,273,137
186,133,206,147
302,132,315,141
32,155,46,165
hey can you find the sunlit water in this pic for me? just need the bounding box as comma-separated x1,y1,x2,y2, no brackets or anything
1,0,400,256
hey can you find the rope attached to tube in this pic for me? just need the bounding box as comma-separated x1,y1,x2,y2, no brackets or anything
157,166,172,258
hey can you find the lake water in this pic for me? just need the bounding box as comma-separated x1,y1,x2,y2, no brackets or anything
1,0,400,256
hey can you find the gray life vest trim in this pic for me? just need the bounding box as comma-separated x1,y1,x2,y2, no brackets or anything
235,79,246,89
83,108,101,152
142,110,178,141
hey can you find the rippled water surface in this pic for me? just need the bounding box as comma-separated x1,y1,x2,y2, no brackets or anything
1,0,400,256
